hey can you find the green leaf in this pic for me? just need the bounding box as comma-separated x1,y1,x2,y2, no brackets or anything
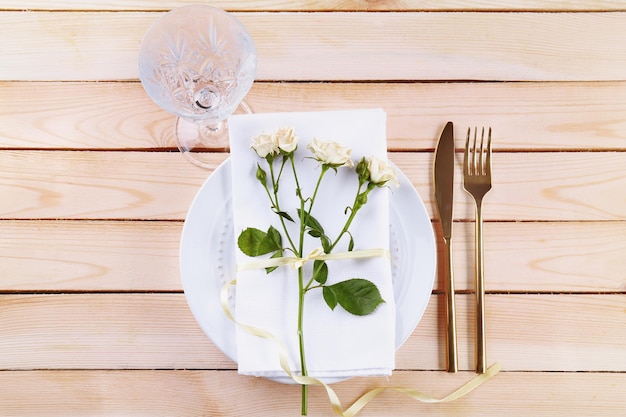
266,250,283,274
305,214,324,234
327,279,385,316
312,260,328,284
275,210,294,222
321,235,331,253
297,209,324,235
322,286,337,310
348,234,355,251
237,228,267,256
266,225,282,249
237,227,281,257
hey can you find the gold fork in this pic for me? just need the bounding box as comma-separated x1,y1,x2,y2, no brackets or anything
463,127,492,374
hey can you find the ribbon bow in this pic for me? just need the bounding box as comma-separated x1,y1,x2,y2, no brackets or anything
237,247,390,272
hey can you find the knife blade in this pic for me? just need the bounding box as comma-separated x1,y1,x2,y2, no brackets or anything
433,121,458,373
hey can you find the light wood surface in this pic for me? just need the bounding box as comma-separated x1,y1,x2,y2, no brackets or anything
1,1,625,416
2,1,626,11
3,12,626,81
1,293,624,371
3,81,626,150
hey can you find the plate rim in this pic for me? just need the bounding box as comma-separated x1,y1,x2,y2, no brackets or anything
180,158,436,374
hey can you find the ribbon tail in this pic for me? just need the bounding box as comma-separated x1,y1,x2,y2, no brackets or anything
341,363,500,417
221,279,500,417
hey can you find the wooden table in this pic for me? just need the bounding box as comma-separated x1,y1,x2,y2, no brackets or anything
1,1,625,416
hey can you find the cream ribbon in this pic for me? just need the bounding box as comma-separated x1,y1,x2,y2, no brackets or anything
237,247,390,271
221,279,501,416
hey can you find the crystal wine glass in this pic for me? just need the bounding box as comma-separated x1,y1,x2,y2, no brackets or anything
138,5,257,168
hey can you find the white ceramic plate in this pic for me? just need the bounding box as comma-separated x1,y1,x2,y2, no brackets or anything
180,159,436,374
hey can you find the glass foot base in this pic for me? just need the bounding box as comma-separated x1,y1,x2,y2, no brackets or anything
172,101,252,169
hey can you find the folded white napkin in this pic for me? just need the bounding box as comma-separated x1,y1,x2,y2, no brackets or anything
228,109,395,380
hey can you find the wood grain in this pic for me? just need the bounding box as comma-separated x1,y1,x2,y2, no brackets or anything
0,369,624,417
4,0,626,11
0,151,218,220
1,293,624,372
2,151,626,221
2,220,625,293
2,12,626,81
1,3,625,415
394,151,626,221
0,81,173,149
0,293,230,370
445,221,626,293
0,220,182,291
3,81,626,151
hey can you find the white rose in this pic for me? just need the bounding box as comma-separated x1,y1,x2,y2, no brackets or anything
251,133,278,158
307,138,354,168
274,127,298,154
367,156,399,187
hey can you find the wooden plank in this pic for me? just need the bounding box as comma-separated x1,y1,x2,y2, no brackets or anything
0,81,173,150
0,220,182,291
0,151,219,220
2,220,625,293
1,293,624,371
0,369,624,417
446,221,626,293
394,151,626,221
0,293,233,370
3,0,626,11
400,293,626,372
2,150,626,221
2,12,626,81
3,81,626,151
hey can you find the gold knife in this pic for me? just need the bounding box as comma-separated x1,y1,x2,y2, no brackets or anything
433,121,458,373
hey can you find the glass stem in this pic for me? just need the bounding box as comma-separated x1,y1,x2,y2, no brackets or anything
200,120,223,134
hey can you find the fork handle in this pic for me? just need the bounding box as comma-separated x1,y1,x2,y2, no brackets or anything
475,200,487,374
443,236,458,373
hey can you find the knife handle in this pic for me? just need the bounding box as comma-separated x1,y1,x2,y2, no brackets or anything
444,237,458,373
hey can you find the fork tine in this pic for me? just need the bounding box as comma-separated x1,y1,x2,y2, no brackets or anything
465,126,492,177
464,127,471,176
485,127,492,176
472,127,478,175
479,127,486,175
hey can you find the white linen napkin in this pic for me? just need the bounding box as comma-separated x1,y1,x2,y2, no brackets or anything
228,108,395,380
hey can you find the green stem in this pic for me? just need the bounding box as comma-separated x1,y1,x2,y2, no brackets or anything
298,266,308,415
268,158,298,253
261,167,277,209
303,276,316,293
289,154,309,415
328,182,371,253
292,156,307,258
304,283,322,292
309,165,329,213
